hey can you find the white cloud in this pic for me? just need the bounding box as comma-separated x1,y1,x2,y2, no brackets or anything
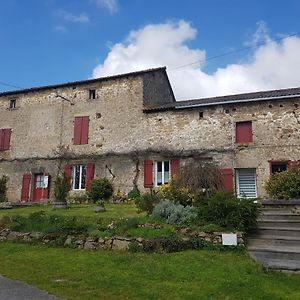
53,24,68,33
92,20,300,100
92,0,119,14
57,10,90,23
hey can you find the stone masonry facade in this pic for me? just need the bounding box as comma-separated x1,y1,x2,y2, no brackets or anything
0,67,299,202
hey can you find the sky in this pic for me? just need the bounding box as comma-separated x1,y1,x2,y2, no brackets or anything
1,0,300,100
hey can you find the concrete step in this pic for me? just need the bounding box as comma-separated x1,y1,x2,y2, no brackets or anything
263,259,300,272
257,220,300,229
247,238,300,248
258,214,300,221
249,233,300,241
250,228,300,239
249,247,300,261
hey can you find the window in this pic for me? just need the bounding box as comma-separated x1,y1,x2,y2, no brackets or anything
73,116,89,145
35,174,48,188
270,161,288,174
155,161,170,186
0,128,12,151
236,168,257,198
89,89,96,100
73,165,86,190
236,121,253,143
9,99,16,109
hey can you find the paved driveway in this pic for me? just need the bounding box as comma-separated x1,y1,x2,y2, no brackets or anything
0,275,62,300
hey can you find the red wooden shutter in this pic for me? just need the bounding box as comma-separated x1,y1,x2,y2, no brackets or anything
220,168,234,192
64,164,72,179
0,129,3,150
74,116,89,145
236,121,253,143
81,116,89,145
21,173,31,202
144,160,153,188
2,129,11,150
86,163,95,190
171,159,180,178
289,160,300,170
74,117,82,145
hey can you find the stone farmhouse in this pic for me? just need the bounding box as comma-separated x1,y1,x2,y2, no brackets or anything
0,67,299,202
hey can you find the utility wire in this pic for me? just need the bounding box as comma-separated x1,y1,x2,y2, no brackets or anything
0,81,23,91
169,32,300,71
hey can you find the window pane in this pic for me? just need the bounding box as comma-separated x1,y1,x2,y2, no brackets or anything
81,166,86,189
74,166,80,189
164,161,169,172
157,161,162,172
271,163,287,174
237,169,256,198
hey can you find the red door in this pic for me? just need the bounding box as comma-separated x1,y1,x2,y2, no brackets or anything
33,174,49,202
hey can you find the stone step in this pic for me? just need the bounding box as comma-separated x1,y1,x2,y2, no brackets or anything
247,238,300,248
258,214,300,221
249,247,300,261
250,228,300,238
249,233,300,241
257,220,300,229
262,259,300,272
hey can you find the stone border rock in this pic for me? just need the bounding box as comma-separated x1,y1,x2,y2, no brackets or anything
0,229,245,252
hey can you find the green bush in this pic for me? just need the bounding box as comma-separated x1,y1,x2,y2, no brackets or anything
197,192,259,232
127,187,140,201
151,200,198,225
134,190,160,215
0,176,8,202
265,169,300,199
87,178,113,203
54,174,71,203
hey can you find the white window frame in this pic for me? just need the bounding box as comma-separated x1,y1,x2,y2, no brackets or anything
154,161,171,187
236,168,257,198
73,165,86,190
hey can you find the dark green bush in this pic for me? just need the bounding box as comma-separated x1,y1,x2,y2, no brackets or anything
135,190,160,215
265,169,300,199
0,175,8,202
127,187,140,200
197,192,259,232
87,178,113,203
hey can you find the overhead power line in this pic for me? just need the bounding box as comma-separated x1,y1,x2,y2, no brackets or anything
169,32,300,71
0,81,23,91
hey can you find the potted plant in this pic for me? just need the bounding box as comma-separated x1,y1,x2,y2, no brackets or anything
53,173,71,209
87,178,113,212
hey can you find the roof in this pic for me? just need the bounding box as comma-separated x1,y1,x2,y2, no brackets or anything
0,67,167,97
144,86,300,112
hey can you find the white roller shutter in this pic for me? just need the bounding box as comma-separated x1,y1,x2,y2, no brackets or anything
236,169,257,198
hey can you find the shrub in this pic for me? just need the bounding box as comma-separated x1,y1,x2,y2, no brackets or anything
159,180,196,206
54,174,71,203
135,190,160,215
197,192,259,232
0,175,8,202
151,200,198,225
87,178,113,203
67,193,88,204
127,187,140,201
265,169,300,199
177,162,223,194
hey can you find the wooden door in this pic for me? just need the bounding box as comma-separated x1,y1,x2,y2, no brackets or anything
33,174,49,202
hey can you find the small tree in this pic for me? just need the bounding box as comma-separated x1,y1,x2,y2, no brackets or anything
265,169,300,199
87,178,113,204
0,176,8,202
54,173,71,203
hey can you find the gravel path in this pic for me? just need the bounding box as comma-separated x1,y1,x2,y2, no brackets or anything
0,275,63,300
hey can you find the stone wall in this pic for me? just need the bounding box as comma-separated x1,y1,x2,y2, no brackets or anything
0,67,299,201
0,228,245,252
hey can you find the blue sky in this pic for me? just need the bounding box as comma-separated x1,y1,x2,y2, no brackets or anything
1,0,300,99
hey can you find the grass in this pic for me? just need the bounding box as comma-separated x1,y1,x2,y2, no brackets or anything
0,242,299,299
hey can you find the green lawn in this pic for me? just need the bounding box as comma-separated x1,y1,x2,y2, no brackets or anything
0,242,299,300
0,203,140,221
